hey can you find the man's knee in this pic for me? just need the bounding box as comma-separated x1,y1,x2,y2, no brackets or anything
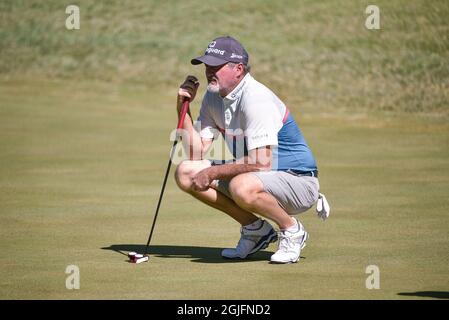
174,160,211,192
229,173,263,208
174,161,192,192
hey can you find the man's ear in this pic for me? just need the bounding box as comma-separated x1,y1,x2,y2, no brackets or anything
236,63,245,77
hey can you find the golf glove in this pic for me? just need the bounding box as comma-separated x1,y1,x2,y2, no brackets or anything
316,192,330,221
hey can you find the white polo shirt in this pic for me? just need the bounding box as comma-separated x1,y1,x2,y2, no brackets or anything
196,73,318,172
198,73,287,151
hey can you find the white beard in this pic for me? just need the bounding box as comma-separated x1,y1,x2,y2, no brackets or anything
207,82,220,93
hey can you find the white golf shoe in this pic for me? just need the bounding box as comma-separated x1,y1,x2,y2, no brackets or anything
270,221,308,264
221,220,278,259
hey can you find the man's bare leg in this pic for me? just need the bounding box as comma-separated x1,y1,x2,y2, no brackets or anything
175,160,286,259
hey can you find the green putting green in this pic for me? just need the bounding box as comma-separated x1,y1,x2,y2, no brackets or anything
0,80,447,299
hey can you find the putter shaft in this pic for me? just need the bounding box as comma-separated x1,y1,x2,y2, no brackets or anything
144,100,190,256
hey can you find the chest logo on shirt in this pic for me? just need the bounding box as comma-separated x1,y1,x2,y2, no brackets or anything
224,108,232,126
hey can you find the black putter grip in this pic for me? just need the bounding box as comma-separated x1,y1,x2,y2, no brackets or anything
180,75,199,93
179,75,198,119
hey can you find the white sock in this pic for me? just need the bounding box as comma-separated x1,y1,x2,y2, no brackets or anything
244,219,263,230
285,218,301,233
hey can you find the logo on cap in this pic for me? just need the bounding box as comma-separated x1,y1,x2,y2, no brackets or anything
206,47,225,55
208,41,216,48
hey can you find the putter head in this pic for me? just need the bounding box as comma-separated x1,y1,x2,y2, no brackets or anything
128,252,149,264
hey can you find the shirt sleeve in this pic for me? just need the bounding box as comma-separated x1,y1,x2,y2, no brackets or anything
242,98,282,151
196,94,218,139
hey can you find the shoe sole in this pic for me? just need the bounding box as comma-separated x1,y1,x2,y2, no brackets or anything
270,231,308,264
222,229,278,260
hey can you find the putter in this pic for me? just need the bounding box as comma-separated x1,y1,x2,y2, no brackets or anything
137,99,191,262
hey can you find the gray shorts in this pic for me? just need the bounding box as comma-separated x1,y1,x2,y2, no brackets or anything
215,171,320,215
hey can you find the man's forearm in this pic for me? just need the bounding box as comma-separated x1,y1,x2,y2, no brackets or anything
190,149,272,191
203,163,265,181
179,113,203,160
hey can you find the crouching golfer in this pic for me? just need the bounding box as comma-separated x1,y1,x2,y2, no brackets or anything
175,36,323,263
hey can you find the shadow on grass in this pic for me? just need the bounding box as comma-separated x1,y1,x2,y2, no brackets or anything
397,291,449,299
101,244,274,264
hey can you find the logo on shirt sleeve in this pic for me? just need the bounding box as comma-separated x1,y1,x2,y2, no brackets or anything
251,133,269,141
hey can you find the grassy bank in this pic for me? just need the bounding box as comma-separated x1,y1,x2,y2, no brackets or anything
1,0,448,115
